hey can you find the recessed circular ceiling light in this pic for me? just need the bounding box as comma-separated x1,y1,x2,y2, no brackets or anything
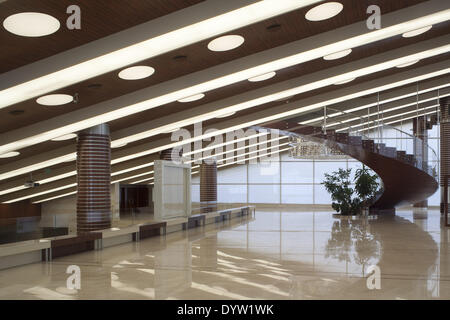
305,2,343,21
248,71,276,82
216,111,236,118
323,48,352,60
112,142,128,149
0,151,20,158
118,66,155,80
396,60,420,68
334,77,356,85
207,35,244,52
3,12,60,37
36,94,73,106
177,93,205,103
402,25,432,38
51,133,77,141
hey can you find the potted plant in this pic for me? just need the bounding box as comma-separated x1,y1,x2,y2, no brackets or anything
322,166,380,216
354,165,380,215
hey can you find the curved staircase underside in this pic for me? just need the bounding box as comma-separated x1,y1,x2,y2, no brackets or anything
257,121,438,210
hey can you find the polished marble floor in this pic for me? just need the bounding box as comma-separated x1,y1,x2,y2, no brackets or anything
0,207,449,300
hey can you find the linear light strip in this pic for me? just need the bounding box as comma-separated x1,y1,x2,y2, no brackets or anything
4,183,77,203
32,190,77,204
34,147,291,202
183,131,269,156
0,132,278,196
0,0,320,109
336,104,440,132
2,10,449,155
2,65,448,198
218,147,291,168
325,90,449,127
2,43,447,184
354,109,439,132
300,83,449,125
186,136,287,163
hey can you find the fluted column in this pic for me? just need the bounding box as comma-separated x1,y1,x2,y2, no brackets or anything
413,116,428,208
77,124,111,233
159,148,183,162
200,162,217,213
440,97,450,213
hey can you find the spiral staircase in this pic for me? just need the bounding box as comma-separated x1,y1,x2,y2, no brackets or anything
255,115,439,212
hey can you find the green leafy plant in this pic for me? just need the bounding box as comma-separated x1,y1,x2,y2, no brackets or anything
354,165,380,206
322,166,380,216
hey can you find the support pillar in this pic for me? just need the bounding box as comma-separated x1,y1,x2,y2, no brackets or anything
440,97,450,213
200,162,217,213
76,124,111,233
413,115,428,208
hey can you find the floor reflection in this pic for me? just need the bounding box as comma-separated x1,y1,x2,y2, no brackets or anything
0,208,448,299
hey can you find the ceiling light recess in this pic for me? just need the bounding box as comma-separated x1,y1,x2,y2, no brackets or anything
3,12,60,37
305,2,343,22
248,72,276,82
396,60,420,68
36,94,73,106
0,151,20,159
178,93,205,103
118,66,155,80
402,25,433,38
324,49,352,60
208,35,244,52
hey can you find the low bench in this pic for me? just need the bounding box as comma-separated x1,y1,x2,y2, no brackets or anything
133,221,167,241
183,214,206,230
0,239,51,270
49,233,101,259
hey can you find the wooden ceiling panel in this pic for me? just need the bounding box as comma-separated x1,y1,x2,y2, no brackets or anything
0,0,429,134
0,0,205,73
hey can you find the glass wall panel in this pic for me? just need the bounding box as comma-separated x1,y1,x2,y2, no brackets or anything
248,184,280,203
281,161,313,184
217,185,247,203
218,165,247,184
281,185,313,204
248,163,280,184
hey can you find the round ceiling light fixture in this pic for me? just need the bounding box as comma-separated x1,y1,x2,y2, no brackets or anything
0,151,20,159
112,142,128,149
216,111,236,118
396,60,420,68
305,2,343,21
334,77,356,85
118,66,155,80
323,48,352,60
3,12,60,37
36,94,73,106
402,26,432,38
207,35,244,52
177,93,205,103
248,71,276,82
51,133,77,141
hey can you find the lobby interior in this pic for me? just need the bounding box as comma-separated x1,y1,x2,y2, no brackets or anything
0,0,449,300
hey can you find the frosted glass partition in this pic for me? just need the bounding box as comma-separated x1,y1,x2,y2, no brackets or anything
190,119,441,206
154,160,191,220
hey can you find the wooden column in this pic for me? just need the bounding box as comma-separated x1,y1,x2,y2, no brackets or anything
413,116,428,208
76,124,111,233
440,97,450,213
200,162,217,213
159,148,182,161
